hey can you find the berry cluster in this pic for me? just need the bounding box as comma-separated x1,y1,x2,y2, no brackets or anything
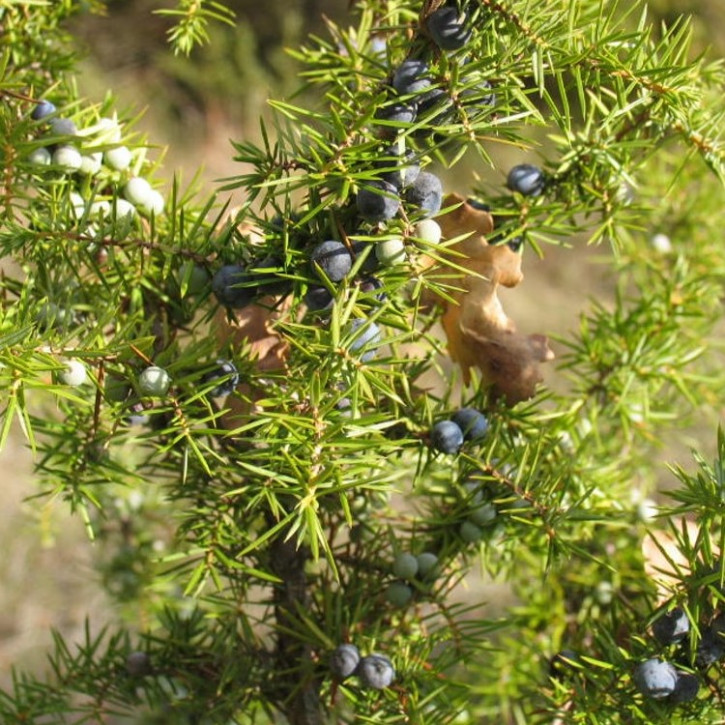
385,550,439,607
430,407,489,454
551,602,725,707
330,644,395,690
28,100,164,219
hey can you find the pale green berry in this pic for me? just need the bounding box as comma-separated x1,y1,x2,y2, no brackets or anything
636,497,658,523
79,152,102,175
414,218,442,245
111,198,137,220
375,237,406,265
124,177,153,206
69,192,86,218
58,359,87,387
138,189,165,216
94,117,122,144
392,552,419,580
28,147,52,165
594,581,614,606
53,145,83,172
651,233,672,254
138,365,171,396
90,200,111,218
104,145,132,171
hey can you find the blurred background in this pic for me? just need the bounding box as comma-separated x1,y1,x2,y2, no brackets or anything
2,0,725,703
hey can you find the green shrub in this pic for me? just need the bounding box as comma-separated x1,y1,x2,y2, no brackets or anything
2,0,725,722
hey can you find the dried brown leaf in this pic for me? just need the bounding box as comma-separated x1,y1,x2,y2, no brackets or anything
424,193,554,404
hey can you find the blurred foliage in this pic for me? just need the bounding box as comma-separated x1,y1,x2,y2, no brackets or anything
68,0,348,136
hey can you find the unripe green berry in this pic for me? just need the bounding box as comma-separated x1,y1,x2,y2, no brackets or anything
469,503,497,526
53,145,83,172
79,152,102,176
375,237,406,265
416,552,438,579
178,263,211,296
392,552,419,580
414,218,442,245
460,520,483,543
124,177,153,206
385,581,413,607
58,359,87,387
28,147,52,166
104,145,132,171
139,189,165,216
138,365,171,396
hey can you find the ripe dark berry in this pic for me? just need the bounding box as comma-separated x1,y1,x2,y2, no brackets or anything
212,264,257,309
251,256,292,295
466,198,490,212
358,276,386,300
49,117,78,136
125,651,152,677
310,240,353,282
431,420,464,454
376,145,420,190
349,318,382,361
426,7,472,51
31,100,56,121
652,607,690,645
357,653,395,689
202,359,239,398
507,164,545,197
461,78,497,107
330,644,360,680
375,102,417,126
670,671,699,704
405,171,443,218
350,241,379,273
452,408,489,441
357,180,400,222
392,59,431,95
695,625,725,668
633,658,678,699
304,285,334,312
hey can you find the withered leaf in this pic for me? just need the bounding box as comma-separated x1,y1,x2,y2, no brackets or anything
424,193,554,404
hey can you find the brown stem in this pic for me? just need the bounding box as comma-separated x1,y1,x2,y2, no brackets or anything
269,534,323,725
